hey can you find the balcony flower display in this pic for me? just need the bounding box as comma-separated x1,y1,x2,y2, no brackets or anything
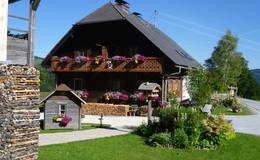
131,54,146,64
104,91,129,101
94,55,105,65
59,56,73,63
75,56,92,64
111,55,126,62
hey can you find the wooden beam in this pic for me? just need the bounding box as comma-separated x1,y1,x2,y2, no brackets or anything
27,2,36,66
8,27,29,33
8,14,29,21
0,0,8,61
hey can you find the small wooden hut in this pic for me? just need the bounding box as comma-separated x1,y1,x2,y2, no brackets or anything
41,84,86,130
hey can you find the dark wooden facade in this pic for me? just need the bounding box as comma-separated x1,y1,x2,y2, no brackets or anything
43,2,197,104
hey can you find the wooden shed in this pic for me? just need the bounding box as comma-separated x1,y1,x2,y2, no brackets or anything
41,84,86,130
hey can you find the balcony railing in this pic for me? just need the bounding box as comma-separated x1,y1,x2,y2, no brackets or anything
51,56,163,73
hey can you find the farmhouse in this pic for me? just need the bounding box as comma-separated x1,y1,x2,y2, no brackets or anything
42,1,197,116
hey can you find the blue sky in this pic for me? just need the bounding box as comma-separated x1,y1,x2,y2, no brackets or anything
8,0,260,69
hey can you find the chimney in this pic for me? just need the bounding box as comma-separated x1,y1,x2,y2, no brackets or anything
115,0,129,13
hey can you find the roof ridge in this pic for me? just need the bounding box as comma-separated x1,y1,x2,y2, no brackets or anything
110,2,127,19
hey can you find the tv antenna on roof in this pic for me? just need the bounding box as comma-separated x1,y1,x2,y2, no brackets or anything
153,10,158,28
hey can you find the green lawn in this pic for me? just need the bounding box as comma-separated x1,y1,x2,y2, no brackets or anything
212,105,254,115
40,123,111,134
39,133,260,160
40,92,50,100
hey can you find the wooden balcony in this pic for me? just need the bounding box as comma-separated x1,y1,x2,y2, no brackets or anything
51,56,163,73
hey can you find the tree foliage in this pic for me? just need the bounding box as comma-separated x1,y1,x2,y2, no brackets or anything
187,67,212,106
237,60,260,100
35,56,55,92
205,31,245,92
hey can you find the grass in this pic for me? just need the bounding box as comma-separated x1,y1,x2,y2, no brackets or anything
40,92,50,100
39,133,260,160
40,123,111,134
212,104,254,115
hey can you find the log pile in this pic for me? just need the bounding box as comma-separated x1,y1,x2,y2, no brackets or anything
81,103,130,116
0,65,40,160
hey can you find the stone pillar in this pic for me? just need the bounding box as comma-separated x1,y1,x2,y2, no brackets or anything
0,65,40,160
0,0,8,61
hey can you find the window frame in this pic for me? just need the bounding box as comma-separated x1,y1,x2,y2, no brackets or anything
58,103,66,115
73,78,83,91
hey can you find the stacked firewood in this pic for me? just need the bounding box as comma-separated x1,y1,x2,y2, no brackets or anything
81,103,130,116
0,65,40,160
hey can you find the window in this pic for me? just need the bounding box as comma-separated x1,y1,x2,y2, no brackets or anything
73,78,83,90
58,104,66,115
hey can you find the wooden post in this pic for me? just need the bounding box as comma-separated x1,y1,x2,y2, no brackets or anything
27,1,36,66
147,96,152,124
0,0,8,62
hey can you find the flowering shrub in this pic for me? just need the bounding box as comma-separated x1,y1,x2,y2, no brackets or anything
111,55,126,62
94,55,105,65
59,56,73,63
131,54,146,64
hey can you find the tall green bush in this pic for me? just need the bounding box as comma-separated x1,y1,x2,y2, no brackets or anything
187,67,212,107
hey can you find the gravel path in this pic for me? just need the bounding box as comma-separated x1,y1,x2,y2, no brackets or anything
239,98,260,113
39,127,131,146
226,98,260,136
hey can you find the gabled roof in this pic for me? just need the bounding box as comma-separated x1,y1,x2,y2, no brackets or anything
43,2,198,68
40,84,86,105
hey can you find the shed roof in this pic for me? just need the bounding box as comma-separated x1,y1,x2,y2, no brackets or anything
138,82,161,91
40,84,86,105
43,2,198,68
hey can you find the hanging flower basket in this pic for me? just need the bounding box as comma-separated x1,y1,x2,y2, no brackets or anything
59,56,73,63
52,115,72,127
59,115,72,127
131,54,146,64
52,115,63,122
